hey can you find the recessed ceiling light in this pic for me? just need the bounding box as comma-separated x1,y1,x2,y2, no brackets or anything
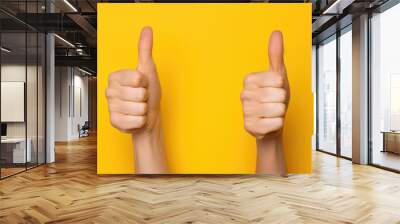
63,0,78,12
77,67,93,76
54,34,75,48
1,47,11,53
322,0,354,15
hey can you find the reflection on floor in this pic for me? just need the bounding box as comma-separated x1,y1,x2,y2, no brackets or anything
0,135,400,223
373,150,400,171
0,163,43,178
0,167,25,177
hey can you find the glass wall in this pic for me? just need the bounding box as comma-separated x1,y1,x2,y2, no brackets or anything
317,35,337,154
38,32,45,165
371,3,400,171
27,30,38,169
339,27,352,158
316,25,353,159
0,1,46,179
312,45,317,151
1,31,28,177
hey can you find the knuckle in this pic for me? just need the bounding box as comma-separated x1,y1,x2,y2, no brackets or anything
143,103,148,113
138,103,148,115
243,73,255,87
109,113,120,128
132,71,143,86
108,100,115,111
275,75,285,87
279,103,287,115
243,105,252,116
107,73,116,84
106,88,117,99
240,91,247,101
137,116,147,127
105,88,111,98
275,118,284,128
244,122,252,133
138,88,148,101
244,119,255,133
281,89,288,101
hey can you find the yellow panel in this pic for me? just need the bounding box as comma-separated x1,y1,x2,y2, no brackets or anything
97,3,313,174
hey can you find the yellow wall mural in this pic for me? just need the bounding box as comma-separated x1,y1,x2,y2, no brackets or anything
97,3,312,174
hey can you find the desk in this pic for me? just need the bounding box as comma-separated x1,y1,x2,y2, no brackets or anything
381,131,400,154
1,138,31,163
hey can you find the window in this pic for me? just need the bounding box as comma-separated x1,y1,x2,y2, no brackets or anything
390,74,400,130
339,28,352,158
370,2,400,171
317,36,337,154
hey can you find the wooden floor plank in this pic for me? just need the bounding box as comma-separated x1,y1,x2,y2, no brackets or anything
0,134,400,223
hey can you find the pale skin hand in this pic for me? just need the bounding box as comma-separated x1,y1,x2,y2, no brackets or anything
106,27,167,174
106,28,288,174
241,31,290,175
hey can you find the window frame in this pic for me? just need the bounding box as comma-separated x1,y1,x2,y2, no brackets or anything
0,0,48,180
315,24,353,161
367,0,400,173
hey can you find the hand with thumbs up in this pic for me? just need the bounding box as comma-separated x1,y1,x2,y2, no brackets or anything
106,27,167,174
240,31,290,175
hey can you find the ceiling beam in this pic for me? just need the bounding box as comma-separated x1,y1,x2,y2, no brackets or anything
55,55,96,71
322,0,356,15
67,13,97,45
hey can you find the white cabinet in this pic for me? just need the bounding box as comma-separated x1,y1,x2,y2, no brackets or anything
1,138,32,163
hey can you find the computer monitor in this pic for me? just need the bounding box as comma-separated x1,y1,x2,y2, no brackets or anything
1,123,7,137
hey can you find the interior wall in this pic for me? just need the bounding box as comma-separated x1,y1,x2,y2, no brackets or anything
1,64,39,139
54,66,89,141
55,66,69,141
88,77,97,132
74,72,89,135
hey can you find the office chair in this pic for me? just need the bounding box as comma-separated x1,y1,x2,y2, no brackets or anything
79,121,90,138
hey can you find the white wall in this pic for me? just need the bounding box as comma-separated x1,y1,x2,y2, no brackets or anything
54,67,89,141
1,63,46,164
1,65,26,140
1,65,40,138
55,66,69,141
72,73,89,138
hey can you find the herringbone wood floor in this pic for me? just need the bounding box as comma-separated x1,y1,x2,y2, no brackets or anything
1,135,400,224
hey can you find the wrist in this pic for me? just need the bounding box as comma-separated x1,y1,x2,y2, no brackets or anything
133,117,161,142
132,115,167,174
256,132,282,151
256,133,287,175
132,109,162,142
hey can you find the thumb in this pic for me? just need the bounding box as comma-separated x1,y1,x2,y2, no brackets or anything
137,26,153,72
268,30,285,73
